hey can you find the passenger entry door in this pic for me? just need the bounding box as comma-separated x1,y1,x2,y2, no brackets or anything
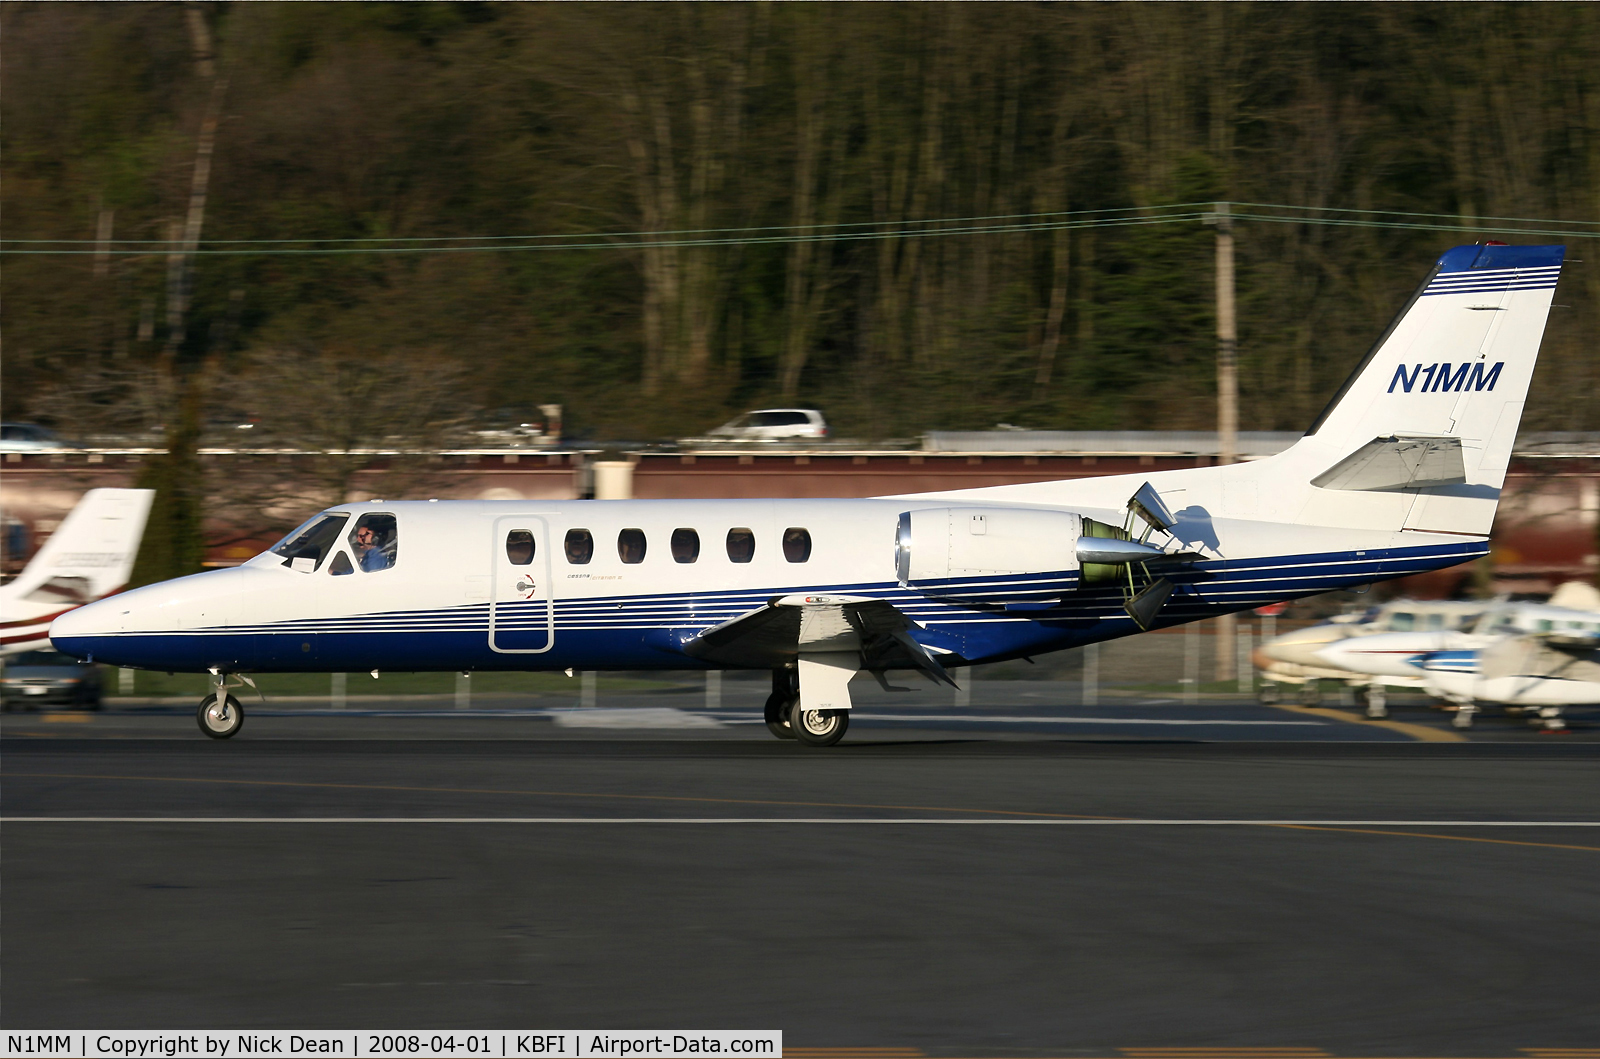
489,516,554,654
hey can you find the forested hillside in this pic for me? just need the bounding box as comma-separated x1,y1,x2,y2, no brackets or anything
5,2,1599,443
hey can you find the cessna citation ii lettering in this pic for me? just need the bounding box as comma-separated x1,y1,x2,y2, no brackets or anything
52,243,1565,745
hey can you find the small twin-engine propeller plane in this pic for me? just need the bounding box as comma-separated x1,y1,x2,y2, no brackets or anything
3,488,154,656
52,244,1565,744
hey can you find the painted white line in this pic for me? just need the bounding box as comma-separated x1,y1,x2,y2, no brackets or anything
4,817,1598,826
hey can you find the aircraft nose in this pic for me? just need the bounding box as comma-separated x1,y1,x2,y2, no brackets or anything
49,594,126,658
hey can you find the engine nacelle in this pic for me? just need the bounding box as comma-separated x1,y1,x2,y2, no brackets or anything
894,506,1162,601
894,507,1078,585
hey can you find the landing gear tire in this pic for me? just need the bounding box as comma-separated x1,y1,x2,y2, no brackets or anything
764,669,798,740
1297,682,1322,707
1451,704,1476,730
764,692,797,740
197,693,243,739
790,701,849,747
1362,685,1388,719
1256,683,1280,706
1535,707,1568,732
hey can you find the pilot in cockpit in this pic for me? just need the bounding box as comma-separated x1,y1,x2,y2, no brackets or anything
351,514,397,571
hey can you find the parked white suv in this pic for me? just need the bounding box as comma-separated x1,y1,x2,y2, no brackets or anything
707,409,829,441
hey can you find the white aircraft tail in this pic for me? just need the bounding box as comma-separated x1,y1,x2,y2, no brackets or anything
1237,243,1564,535
903,243,1564,543
0,487,155,652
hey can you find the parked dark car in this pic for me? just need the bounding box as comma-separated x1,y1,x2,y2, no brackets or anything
1,649,102,710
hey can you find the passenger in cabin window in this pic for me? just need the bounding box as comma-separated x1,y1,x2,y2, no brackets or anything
565,528,594,565
671,528,700,563
618,528,647,564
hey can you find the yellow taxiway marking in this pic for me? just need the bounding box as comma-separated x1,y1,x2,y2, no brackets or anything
1276,823,1600,853
38,712,92,723
1266,701,1466,742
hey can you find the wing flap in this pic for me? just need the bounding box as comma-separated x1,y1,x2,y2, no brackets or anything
682,593,957,686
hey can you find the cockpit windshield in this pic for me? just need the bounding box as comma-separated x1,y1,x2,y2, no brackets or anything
270,513,350,572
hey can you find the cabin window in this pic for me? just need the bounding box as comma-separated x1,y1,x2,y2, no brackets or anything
726,527,755,563
1389,612,1414,631
348,513,398,572
271,513,349,572
782,527,812,563
328,551,355,576
505,530,536,566
618,528,647,564
671,528,700,563
565,528,593,565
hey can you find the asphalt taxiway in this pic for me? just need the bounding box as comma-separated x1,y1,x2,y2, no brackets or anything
4,693,1599,1053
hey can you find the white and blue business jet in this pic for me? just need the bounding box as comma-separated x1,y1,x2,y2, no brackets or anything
52,243,1565,745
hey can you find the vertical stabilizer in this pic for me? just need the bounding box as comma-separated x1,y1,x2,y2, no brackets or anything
0,488,155,651
1263,243,1564,534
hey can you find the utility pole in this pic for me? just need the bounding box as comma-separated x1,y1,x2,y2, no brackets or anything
1213,202,1238,683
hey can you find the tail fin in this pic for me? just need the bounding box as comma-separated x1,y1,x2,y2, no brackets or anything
0,488,155,621
1267,243,1564,535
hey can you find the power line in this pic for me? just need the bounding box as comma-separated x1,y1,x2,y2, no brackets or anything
0,202,1213,248
3,202,1595,256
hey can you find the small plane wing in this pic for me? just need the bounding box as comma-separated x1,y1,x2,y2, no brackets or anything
683,593,958,687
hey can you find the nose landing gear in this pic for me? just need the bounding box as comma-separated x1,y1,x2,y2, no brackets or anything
196,670,253,739
198,692,243,738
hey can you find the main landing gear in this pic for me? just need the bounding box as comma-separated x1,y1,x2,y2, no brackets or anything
196,671,250,739
1361,684,1388,719
764,669,797,740
790,701,849,747
764,666,851,747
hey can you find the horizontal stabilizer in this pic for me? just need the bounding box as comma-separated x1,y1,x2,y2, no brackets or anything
1312,436,1466,492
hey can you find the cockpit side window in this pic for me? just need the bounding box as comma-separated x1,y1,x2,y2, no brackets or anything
271,513,350,572
328,551,355,576
348,512,399,572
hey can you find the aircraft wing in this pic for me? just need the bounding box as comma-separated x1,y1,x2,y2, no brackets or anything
683,594,957,686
